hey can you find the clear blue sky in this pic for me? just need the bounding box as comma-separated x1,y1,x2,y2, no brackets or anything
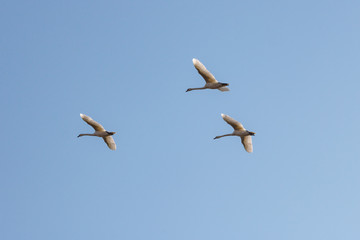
1,0,360,239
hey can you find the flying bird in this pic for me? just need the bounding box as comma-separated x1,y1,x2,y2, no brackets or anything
186,58,230,92
214,114,255,153
78,113,116,150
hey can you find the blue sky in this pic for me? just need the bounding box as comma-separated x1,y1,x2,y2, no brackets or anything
1,0,360,239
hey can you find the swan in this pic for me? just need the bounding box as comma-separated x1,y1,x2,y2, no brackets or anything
186,58,230,92
214,114,255,153
78,113,116,150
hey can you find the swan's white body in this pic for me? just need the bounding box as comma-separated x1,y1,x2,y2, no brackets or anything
214,114,255,153
78,113,116,150
187,58,230,92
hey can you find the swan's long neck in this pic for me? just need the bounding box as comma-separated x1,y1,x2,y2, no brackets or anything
214,133,235,139
78,133,96,137
186,87,207,92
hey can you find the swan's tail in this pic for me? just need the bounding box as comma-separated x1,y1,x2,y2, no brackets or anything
218,87,230,92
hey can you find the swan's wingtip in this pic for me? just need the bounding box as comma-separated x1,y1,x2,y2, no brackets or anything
192,58,198,64
80,113,84,117
221,113,225,117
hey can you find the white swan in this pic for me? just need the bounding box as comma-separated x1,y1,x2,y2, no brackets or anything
78,113,116,150
214,114,255,153
186,58,230,92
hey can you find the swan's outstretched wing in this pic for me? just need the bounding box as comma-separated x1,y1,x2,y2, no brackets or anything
80,113,105,131
192,58,217,84
241,136,253,153
103,136,116,150
221,114,245,131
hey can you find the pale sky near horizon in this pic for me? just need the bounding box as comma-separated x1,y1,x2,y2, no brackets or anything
1,0,360,239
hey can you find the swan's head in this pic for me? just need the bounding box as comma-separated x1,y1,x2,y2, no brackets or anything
186,88,192,92
248,131,255,136
221,83,229,86
106,131,116,135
